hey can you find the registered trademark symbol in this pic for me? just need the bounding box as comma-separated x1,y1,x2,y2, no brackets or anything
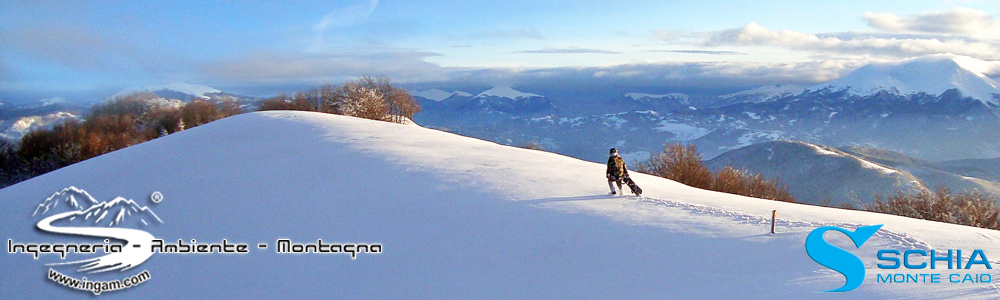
150,191,164,203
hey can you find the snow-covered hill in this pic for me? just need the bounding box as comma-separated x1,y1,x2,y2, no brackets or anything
411,88,472,101
813,55,1000,104
2,111,999,298
840,146,1000,198
0,100,86,141
721,85,806,103
705,140,926,205
0,111,81,140
111,82,261,110
475,86,541,100
116,82,223,100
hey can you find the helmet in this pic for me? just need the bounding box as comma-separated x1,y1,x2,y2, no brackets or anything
609,148,618,156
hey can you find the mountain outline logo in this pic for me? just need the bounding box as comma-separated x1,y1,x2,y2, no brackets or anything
31,186,163,273
805,224,883,292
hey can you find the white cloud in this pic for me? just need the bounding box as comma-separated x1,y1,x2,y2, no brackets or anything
706,22,1000,60
520,48,621,54
650,49,748,56
863,8,1000,39
653,29,681,41
313,0,380,33
200,51,857,93
442,60,858,90
200,49,446,85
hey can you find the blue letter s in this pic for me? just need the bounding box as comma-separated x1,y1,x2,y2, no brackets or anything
805,225,883,292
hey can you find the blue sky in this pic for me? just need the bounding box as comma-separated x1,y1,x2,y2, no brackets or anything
3,0,1000,102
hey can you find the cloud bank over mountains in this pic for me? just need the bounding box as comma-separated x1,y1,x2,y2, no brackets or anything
190,7,1000,94
4,3,1000,100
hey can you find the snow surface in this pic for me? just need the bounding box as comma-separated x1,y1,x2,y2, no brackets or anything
809,144,842,157
116,82,222,100
807,143,900,175
410,89,471,101
475,86,541,99
813,55,1000,104
2,111,1000,298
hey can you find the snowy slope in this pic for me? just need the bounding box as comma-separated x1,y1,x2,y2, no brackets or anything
475,86,542,99
814,55,1000,104
2,111,999,298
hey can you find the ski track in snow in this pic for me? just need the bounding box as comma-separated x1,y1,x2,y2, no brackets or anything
632,195,935,251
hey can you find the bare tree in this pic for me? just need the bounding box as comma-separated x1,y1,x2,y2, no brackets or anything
335,83,388,120
261,76,421,124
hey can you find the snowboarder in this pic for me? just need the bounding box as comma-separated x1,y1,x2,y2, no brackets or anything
606,148,642,196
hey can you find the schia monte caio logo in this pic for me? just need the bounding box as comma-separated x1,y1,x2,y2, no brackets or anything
7,186,383,295
806,225,993,293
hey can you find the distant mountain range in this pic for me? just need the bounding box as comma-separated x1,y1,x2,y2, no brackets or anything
0,83,260,141
413,55,1000,163
410,55,1000,204
413,86,557,126
115,82,258,105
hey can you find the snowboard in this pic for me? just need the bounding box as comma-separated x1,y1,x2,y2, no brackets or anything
623,175,642,196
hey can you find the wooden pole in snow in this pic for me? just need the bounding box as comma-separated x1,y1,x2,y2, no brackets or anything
771,210,777,234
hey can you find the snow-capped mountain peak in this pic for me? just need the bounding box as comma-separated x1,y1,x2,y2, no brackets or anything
813,55,1000,104
411,89,472,101
475,86,542,100
117,82,222,100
